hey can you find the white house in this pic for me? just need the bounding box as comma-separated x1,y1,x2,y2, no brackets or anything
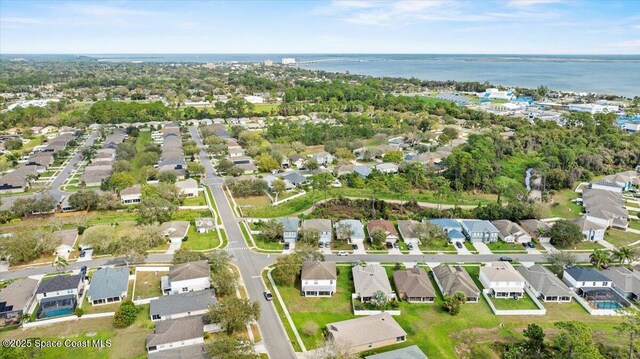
121,184,142,205
479,262,526,298
335,219,366,245
570,217,606,242
562,267,612,289
161,261,211,295
35,274,83,304
301,261,337,297
150,289,217,321
175,178,199,198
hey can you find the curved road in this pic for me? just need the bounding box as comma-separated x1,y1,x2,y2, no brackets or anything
0,127,594,359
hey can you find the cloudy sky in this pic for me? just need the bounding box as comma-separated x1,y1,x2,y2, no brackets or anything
1,0,639,54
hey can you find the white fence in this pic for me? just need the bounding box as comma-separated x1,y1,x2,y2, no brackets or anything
22,312,114,329
135,266,170,272
272,191,307,206
483,288,547,316
351,294,401,316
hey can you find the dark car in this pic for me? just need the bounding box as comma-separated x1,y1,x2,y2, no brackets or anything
393,242,399,249
527,242,536,248
386,242,393,249
284,242,290,250
455,242,463,249
352,244,358,250
407,243,414,250
499,256,514,262
263,290,273,301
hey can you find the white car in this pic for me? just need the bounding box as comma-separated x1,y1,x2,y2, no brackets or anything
337,251,348,256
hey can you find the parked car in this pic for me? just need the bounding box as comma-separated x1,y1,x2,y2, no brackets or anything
527,242,535,248
284,242,290,250
325,242,331,248
499,256,513,262
455,242,463,249
522,242,528,248
393,242,399,249
407,243,414,250
352,244,358,250
337,251,348,256
385,242,393,249
263,290,273,301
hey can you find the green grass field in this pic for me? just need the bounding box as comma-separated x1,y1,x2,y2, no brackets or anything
182,225,220,250
545,189,583,219
489,292,539,310
485,241,527,253
183,193,207,206
130,130,152,181
605,228,640,247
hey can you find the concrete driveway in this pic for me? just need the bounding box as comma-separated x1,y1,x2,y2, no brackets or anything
472,242,493,254
388,247,402,255
454,243,472,255
353,243,367,254
525,246,541,255
540,241,558,253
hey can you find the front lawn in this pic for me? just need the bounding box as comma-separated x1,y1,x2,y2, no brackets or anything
420,238,454,252
182,225,220,250
486,241,527,253
554,240,604,251
606,228,640,247
545,189,583,219
133,271,164,300
183,193,207,206
253,234,283,251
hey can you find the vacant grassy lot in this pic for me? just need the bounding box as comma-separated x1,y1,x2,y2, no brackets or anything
545,189,583,219
182,224,220,250
271,264,626,358
183,193,207,206
130,130,152,181
554,240,604,251
133,271,164,299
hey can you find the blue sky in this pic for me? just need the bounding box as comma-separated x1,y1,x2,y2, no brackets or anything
1,0,639,54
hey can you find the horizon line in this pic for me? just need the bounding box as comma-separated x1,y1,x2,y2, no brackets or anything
2,52,639,56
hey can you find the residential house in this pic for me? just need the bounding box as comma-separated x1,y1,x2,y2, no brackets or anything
479,262,526,298
374,163,399,174
516,265,572,302
353,264,395,302
289,155,306,169
146,316,205,354
333,164,355,177
430,219,466,243
150,289,217,321
276,217,299,244
175,178,199,198
263,174,293,191
35,274,83,318
87,267,129,306
562,267,612,289
147,344,207,359
397,220,420,245
302,219,332,246
80,169,111,187
195,218,216,234
599,267,640,301
0,278,38,325
591,179,625,193
335,220,366,244
519,219,551,241
432,265,480,303
569,217,606,242
0,165,38,193
301,261,337,297
354,165,373,178
364,345,427,359
159,221,190,244
121,184,142,205
491,220,532,243
326,313,407,353
582,189,628,229
54,229,78,260
282,171,308,187
393,268,435,303
367,220,399,245
309,152,334,167
161,260,211,295
460,220,499,243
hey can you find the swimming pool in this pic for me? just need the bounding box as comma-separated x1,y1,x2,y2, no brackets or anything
42,307,74,318
592,300,622,310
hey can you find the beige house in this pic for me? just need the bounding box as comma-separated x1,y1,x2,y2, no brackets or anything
393,268,435,303
301,261,337,297
326,313,407,353
432,264,480,303
353,265,395,303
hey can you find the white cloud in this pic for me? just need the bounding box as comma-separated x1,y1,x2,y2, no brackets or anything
506,0,563,8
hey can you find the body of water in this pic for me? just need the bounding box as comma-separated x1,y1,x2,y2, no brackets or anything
5,53,639,97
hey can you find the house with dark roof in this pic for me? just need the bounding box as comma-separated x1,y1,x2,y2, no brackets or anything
282,171,308,187
147,344,208,359
88,267,130,306
563,267,612,289
0,165,38,193
146,316,205,354
0,278,39,325
35,274,83,318
301,261,337,297
432,265,480,303
563,266,632,314
161,261,210,295
150,289,217,321
393,268,435,303
517,265,572,302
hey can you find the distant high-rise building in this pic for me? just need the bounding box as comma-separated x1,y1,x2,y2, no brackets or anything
281,58,296,65
263,59,273,67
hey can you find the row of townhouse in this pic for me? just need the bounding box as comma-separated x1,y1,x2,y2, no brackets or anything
80,129,127,187
156,124,186,178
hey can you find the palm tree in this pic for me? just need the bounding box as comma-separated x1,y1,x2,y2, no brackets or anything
54,256,68,273
589,249,611,270
612,247,636,268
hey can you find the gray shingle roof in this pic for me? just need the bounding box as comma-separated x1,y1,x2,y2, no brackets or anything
146,316,205,348
169,260,210,282
0,278,38,313
36,274,82,294
353,265,392,298
432,265,480,298
565,266,611,282
148,344,208,359
393,268,435,298
600,267,640,295
150,289,217,317
276,217,299,232
327,313,406,349
365,345,427,359
301,261,337,281
516,265,571,297
88,267,129,301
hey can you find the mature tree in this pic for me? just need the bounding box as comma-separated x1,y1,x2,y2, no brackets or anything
305,158,319,171
370,290,388,310
68,190,100,211
414,221,447,244
294,243,324,262
4,138,23,151
545,251,578,275
112,160,132,173
207,334,256,359
312,173,333,201
611,246,636,268
172,248,207,264
549,220,583,247
228,178,268,197
157,170,177,183
589,249,611,270
442,291,466,315
211,268,238,297
54,256,68,273
115,141,136,160
113,300,138,328
209,297,260,334
272,253,304,286
11,195,56,216
382,150,404,164
615,307,640,359
137,196,177,224
255,154,280,172
111,235,148,267
553,321,604,359
299,229,320,244
108,172,136,193
523,323,546,356
261,220,283,242
140,165,158,181
370,228,387,248
272,178,287,203
439,127,459,145
187,161,205,177
0,233,39,264
97,191,121,210
335,147,354,161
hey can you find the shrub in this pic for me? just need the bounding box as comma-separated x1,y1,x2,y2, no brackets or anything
113,300,138,328
77,226,86,235
301,321,319,336
74,308,85,317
